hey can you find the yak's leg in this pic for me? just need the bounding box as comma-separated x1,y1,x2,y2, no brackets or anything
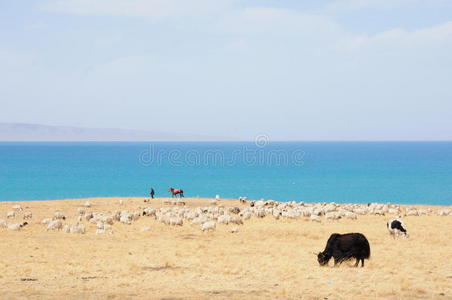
361,259,365,267
334,257,343,267
354,258,359,267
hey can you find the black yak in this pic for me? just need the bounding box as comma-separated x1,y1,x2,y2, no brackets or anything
317,233,370,267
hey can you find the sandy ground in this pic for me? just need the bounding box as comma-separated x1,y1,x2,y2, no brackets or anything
1,197,451,300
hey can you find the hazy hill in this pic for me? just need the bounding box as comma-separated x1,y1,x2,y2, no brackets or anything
0,123,218,141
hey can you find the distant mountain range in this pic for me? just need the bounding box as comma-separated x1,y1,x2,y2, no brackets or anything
0,123,220,141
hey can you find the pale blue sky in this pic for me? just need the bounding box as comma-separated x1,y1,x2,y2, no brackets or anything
1,0,451,140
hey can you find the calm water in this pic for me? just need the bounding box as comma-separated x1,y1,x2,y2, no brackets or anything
0,142,451,204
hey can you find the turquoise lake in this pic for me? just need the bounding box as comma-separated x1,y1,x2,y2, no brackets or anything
1,142,451,204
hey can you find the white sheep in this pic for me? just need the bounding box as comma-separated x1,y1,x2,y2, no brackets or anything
344,211,357,220
201,221,216,231
405,209,419,216
240,211,252,220
143,208,156,217
8,222,28,231
217,215,230,225
169,217,183,226
120,215,132,225
310,215,321,222
77,207,86,215
62,224,71,233
437,209,451,216
230,226,239,233
84,201,92,208
0,219,7,228
41,218,52,224
325,212,341,220
53,212,66,220
229,215,243,225
23,212,32,219
118,199,124,205
70,223,86,234
6,211,15,219
47,219,62,231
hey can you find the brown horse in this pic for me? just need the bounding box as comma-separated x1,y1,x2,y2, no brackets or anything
168,187,184,198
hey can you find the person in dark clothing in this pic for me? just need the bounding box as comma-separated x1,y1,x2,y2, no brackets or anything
150,188,155,199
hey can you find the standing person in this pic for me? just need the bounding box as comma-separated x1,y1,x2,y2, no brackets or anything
150,188,155,199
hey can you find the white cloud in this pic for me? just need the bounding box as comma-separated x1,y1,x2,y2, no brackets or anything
41,0,234,18
219,7,346,43
342,21,452,51
324,0,448,13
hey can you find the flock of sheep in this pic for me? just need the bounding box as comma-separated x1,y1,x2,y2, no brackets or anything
1,199,452,234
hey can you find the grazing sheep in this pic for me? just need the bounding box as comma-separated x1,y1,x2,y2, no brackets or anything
78,207,86,215
191,216,208,225
47,219,63,231
310,215,321,222
41,218,52,224
255,209,266,218
6,211,15,219
325,212,341,220
437,209,451,216
143,208,156,217
405,209,419,217
229,216,243,225
253,200,265,208
84,201,92,208
23,212,32,219
229,207,241,215
201,221,216,231
272,209,282,220
388,208,399,214
353,208,367,215
53,212,66,220
120,215,132,225
8,222,28,231
0,219,7,228
131,212,141,221
169,217,183,226
85,212,94,221
217,215,230,225
344,211,358,220
118,199,124,205
230,226,239,233
240,211,252,220
62,224,71,233
71,223,86,234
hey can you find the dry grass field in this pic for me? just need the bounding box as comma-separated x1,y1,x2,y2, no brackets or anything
1,197,451,299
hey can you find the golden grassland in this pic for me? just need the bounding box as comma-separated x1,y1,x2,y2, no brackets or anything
1,197,451,299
